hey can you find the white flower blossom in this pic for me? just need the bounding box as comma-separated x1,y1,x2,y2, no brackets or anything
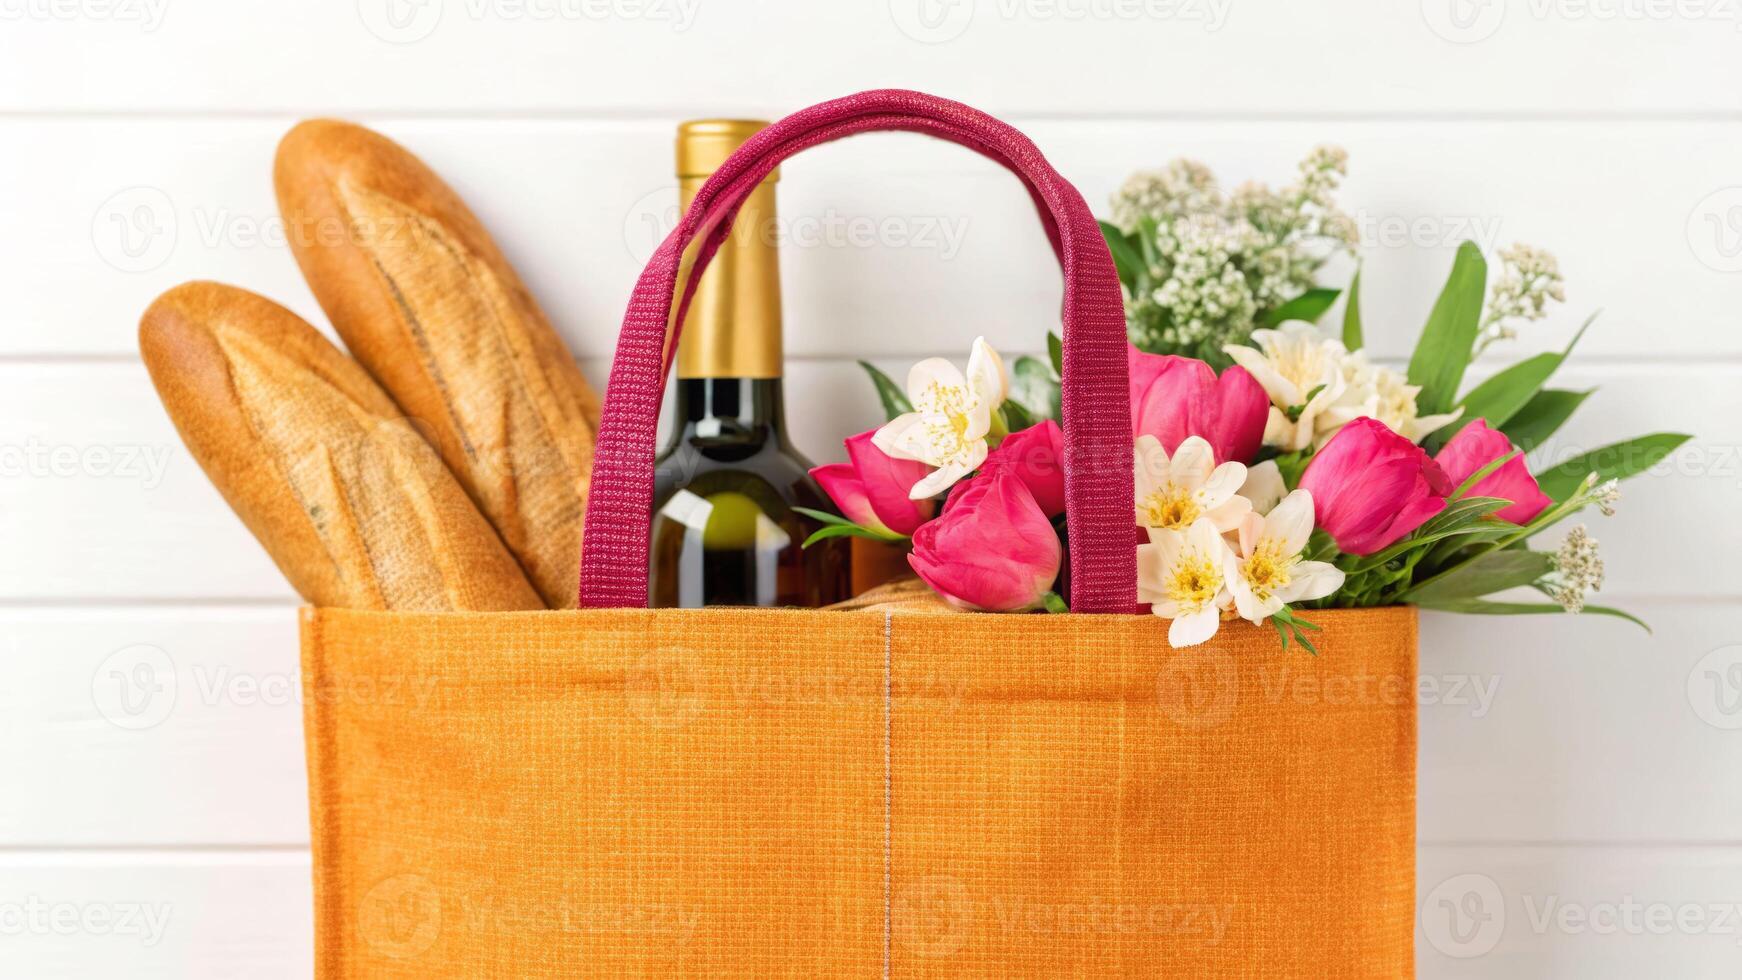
1137,518,1234,647
1224,490,1345,625
1134,435,1251,535
873,337,1008,500
1224,322,1459,449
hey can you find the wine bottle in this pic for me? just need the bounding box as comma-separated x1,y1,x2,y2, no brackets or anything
649,120,850,608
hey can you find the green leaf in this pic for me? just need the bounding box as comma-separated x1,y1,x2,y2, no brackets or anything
1500,388,1595,453
1098,220,1144,292
1047,332,1064,378
1436,352,1560,448
792,506,856,527
1010,355,1061,422
1414,597,1651,632
1000,399,1036,432
1261,287,1342,327
801,524,895,547
1404,550,1555,603
859,361,912,422
1342,265,1364,351
793,507,906,546
1043,591,1070,614
1435,311,1596,449
1533,433,1693,501
1407,241,1488,415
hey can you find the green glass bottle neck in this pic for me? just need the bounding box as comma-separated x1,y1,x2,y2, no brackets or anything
668,377,791,446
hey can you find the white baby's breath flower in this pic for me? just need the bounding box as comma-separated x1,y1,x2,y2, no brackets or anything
1477,243,1567,356
1548,524,1605,614
1224,490,1346,625
1134,435,1251,535
1138,518,1235,648
873,337,1008,500
1591,479,1622,518
1115,147,1356,357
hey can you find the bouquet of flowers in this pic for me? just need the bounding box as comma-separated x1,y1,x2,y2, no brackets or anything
807,221,1689,649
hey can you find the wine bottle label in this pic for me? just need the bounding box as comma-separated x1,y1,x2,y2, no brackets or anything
674,119,783,380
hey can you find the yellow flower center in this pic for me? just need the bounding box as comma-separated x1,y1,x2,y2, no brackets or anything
1166,550,1223,611
1140,483,1201,530
922,382,973,453
1239,539,1296,602
1267,340,1333,396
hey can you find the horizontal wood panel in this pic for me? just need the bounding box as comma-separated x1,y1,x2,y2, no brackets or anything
0,359,1728,601
1416,845,1742,978
10,117,1742,360
1,0,1738,115
0,852,312,978
1,846,1739,977
1,598,1738,847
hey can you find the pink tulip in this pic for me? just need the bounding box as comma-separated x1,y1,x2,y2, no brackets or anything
1434,419,1552,525
1128,345,1268,464
810,429,936,536
909,468,1061,612
1299,416,1454,555
972,419,1067,518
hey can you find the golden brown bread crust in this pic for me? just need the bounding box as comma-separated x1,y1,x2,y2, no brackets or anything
274,120,599,609
139,281,543,611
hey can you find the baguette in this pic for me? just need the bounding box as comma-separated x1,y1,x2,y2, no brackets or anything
140,281,543,612
274,120,599,609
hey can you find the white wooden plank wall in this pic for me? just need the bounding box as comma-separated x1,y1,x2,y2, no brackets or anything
1,2,1738,975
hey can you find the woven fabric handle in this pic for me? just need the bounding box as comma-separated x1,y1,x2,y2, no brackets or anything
578,89,1135,613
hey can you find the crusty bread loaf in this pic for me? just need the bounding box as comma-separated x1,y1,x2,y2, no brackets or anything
140,281,543,611
274,120,598,609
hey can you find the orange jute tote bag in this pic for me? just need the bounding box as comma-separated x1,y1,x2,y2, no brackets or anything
300,90,1417,977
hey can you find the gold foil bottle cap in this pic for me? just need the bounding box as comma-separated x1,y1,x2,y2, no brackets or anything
676,119,778,181
673,118,783,379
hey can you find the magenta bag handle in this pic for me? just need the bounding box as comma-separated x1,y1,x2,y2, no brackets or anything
578,89,1136,613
